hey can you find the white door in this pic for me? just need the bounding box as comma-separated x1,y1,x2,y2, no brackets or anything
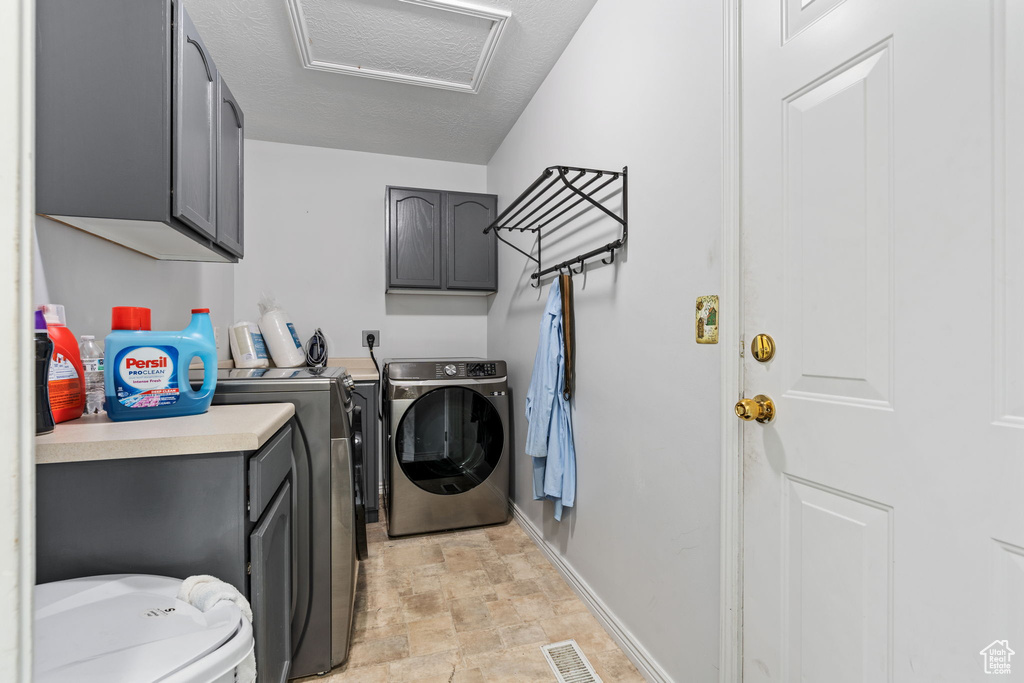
741,0,1024,680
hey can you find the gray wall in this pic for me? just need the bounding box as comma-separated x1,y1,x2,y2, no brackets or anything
485,0,725,678
34,141,491,361
236,140,489,359
34,216,235,340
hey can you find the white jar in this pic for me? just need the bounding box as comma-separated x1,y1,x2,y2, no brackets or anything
229,321,270,369
257,301,305,368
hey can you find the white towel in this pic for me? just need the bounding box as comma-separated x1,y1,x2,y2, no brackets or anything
177,575,257,683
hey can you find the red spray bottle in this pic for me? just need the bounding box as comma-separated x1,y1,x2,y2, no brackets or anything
38,304,85,423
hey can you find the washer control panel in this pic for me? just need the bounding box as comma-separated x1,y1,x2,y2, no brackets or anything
388,360,506,381
429,362,500,379
434,362,467,379
467,362,498,378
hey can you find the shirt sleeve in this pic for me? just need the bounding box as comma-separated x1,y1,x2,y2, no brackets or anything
525,281,562,458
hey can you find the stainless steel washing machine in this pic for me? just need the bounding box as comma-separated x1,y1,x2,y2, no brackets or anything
383,359,511,537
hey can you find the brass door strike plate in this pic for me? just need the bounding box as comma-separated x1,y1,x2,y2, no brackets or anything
696,295,719,344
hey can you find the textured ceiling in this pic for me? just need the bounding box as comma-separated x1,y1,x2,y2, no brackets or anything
296,0,496,86
186,0,598,164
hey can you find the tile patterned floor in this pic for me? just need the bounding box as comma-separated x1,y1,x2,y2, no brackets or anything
298,517,644,682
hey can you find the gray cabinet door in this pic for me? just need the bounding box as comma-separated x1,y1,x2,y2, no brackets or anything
36,453,249,590
35,0,170,223
251,480,292,683
217,76,244,257
351,382,379,523
387,187,443,289
445,192,497,291
173,4,218,239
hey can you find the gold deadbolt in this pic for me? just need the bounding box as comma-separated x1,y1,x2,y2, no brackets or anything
735,394,776,423
751,334,776,362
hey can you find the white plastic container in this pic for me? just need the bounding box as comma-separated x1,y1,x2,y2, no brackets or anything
258,296,305,368
229,321,270,368
34,574,255,683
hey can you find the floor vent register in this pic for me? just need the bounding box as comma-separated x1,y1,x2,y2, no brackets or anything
541,639,603,683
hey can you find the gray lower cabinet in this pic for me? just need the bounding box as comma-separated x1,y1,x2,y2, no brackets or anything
36,0,243,263
351,382,380,523
35,422,295,682
386,187,497,293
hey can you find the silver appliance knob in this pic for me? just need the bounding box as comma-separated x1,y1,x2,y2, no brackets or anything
444,364,458,377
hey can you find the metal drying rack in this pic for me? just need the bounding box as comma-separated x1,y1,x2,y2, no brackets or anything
483,165,627,286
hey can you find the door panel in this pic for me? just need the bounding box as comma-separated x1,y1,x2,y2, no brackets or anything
217,76,244,257
446,193,497,290
993,540,1024,650
173,5,217,238
783,476,891,682
251,481,292,683
742,0,1024,680
784,0,848,42
995,0,1024,425
783,43,893,408
388,188,442,288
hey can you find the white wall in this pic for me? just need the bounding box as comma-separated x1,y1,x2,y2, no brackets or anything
34,217,235,340
485,0,724,679
237,141,489,360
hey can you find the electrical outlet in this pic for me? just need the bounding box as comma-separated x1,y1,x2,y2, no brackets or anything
362,330,380,348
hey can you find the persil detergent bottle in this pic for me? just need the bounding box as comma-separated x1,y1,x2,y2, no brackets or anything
104,307,218,421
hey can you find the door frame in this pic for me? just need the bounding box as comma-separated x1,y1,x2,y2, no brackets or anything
1,0,36,678
719,0,743,680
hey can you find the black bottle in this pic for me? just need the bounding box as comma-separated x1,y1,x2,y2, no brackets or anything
35,310,55,435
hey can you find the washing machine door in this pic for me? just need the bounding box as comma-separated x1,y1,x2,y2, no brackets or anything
395,386,504,495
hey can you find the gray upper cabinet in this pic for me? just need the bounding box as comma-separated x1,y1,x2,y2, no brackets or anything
36,0,243,263
446,192,497,290
386,187,498,293
173,5,217,239
217,76,244,257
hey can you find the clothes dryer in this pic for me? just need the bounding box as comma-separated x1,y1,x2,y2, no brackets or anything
383,359,510,536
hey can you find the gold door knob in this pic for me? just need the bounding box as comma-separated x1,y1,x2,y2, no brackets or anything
734,395,776,423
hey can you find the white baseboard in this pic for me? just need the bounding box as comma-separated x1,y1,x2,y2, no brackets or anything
511,503,673,682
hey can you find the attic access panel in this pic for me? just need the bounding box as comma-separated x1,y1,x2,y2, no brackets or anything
286,0,510,93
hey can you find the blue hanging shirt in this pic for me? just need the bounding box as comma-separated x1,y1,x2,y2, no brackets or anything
524,278,576,520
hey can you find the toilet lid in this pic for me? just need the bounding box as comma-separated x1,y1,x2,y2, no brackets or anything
34,574,244,683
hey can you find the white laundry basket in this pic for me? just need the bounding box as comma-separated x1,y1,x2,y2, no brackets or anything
34,574,255,683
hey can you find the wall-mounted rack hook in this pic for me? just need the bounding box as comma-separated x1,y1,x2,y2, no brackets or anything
484,165,628,290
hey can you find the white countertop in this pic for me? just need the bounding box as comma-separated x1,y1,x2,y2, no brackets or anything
36,403,295,464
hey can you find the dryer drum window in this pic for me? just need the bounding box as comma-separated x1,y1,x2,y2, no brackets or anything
396,386,504,496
